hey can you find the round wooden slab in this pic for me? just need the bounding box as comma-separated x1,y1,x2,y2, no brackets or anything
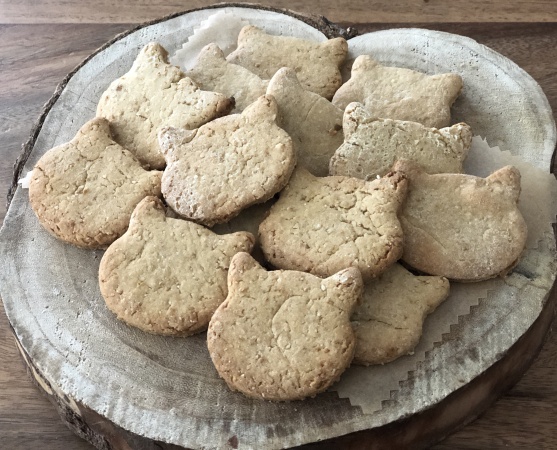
1,5,556,450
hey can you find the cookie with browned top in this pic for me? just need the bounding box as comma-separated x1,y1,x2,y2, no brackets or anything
207,252,363,401
97,42,234,169
227,25,347,99
29,117,162,249
394,159,528,281
330,102,472,179
351,263,449,365
259,168,407,281
332,55,463,128
99,196,255,336
159,95,295,226
266,67,344,176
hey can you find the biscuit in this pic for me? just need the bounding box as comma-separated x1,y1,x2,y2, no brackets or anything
394,159,528,281
330,103,472,179
266,67,344,176
99,196,255,336
332,55,463,128
29,117,162,249
351,263,449,365
186,43,268,112
259,168,407,281
207,252,363,401
97,42,234,169
227,25,347,99
159,95,295,226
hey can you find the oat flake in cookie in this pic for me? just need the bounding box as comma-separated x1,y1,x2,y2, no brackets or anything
29,117,162,249
395,159,528,281
259,167,407,281
97,42,234,169
207,252,363,401
159,95,295,226
99,197,254,336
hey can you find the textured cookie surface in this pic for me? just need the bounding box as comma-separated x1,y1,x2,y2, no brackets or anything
186,43,268,112
395,159,528,281
159,95,295,226
29,118,162,248
259,168,407,280
207,252,363,401
227,26,347,99
332,55,463,128
330,103,472,179
266,68,344,176
97,42,234,169
351,263,449,365
99,197,254,336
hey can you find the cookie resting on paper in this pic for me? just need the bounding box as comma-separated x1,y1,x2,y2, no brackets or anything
97,42,234,169
186,43,268,112
28,117,162,249
329,102,472,179
259,168,407,281
394,159,528,281
266,67,344,176
332,55,463,128
158,95,295,226
351,263,449,365
98,197,254,336
227,25,347,99
207,252,363,401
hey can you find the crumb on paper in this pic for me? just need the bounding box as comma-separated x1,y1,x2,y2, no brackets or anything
18,170,33,189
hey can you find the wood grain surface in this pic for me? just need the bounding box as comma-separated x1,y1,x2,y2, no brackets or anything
0,2,556,449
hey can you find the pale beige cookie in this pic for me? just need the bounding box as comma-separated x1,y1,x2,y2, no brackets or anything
351,263,449,365
394,159,528,281
330,103,472,179
186,43,268,112
159,95,295,227
227,25,347,99
207,252,363,401
266,67,344,176
29,117,162,249
332,55,463,128
97,42,234,169
259,168,407,281
99,197,255,336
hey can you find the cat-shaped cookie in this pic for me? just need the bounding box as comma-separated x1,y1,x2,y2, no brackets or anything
332,55,463,128
29,117,162,248
97,42,234,169
259,168,407,280
99,197,254,336
207,252,363,401
394,159,527,281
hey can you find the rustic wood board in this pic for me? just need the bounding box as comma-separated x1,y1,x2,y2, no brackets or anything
1,5,556,449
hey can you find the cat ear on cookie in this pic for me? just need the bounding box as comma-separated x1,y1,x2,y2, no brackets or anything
321,267,364,312
242,94,279,123
486,165,522,201
129,196,166,224
228,252,265,280
343,102,376,136
158,126,198,163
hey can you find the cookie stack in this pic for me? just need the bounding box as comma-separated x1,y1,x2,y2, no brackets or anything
27,26,527,402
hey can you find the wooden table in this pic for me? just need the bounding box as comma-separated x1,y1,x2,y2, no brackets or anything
1,1,556,449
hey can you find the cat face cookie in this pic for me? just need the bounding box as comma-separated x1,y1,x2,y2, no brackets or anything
259,168,407,281
207,252,363,401
29,118,162,248
99,197,255,336
332,55,463,128
394,160,528,281
159,95,295,226
330,102,472,179
351,263,449,365
186,43,268,112
97,42,234,169
266,67,344,176
227,25,348,99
